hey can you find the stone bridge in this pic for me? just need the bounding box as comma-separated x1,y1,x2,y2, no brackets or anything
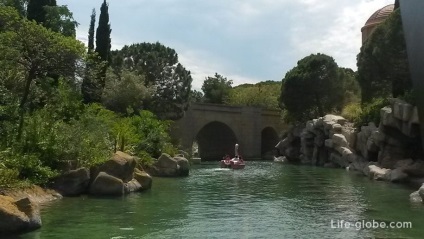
171,103,286,160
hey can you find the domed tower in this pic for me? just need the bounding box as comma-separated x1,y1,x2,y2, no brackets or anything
361,4,394,44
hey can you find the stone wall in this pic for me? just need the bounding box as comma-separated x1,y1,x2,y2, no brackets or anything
275,98,424,202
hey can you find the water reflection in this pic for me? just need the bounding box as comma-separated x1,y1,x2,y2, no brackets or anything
19,161,424,239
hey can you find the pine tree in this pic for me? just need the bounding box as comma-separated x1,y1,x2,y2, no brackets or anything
27,0,56,25
95,0,111,63
88,8,96,53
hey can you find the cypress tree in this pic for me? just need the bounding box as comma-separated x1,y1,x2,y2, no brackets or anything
88,8,96,53
95,0,111,63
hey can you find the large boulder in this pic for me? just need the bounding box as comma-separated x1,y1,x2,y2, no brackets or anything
124,179,142,194
89,172,124,196
410,191,422,203
134,168,152,190
389,168,409,183
145,153,190,177
175,156,190,176
52,168,90,196
91,151,137,183
0,196,41,234
368,165,391,181
418,184,424,201
403,160,424,178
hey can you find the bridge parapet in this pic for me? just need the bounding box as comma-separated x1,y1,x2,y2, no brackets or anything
171,103,286,159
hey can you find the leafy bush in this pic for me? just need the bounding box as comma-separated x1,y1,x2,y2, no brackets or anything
354,98,390,127
0,151,58,185
132,110,173,158
0,162,21,188
399,89,416,105
341,103,362,122
136,150,155,167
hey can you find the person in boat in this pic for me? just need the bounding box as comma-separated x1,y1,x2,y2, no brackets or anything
234,144,240,161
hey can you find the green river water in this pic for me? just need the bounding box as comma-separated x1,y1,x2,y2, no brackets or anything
16,162,424,239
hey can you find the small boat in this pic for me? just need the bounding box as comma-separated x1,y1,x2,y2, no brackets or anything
220,144,245,169
220,155,245,169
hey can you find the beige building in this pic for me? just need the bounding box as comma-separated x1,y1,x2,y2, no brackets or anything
361,4,394,44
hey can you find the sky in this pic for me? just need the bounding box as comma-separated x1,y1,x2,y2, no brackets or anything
60,0,394,90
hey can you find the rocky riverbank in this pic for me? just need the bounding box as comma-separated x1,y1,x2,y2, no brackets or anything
0,185,62,235
0,151,190,235
275,98,424,203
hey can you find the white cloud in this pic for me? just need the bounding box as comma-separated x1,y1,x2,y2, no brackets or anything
62,0,395,87
178,49,261,91
289,0,393,69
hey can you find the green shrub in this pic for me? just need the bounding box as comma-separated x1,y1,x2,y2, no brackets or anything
0,151,58,185
341,103,362,122
136,150,155,167
399,89,416,105
161,142,179,157
0,162,21,188
354,98,390,127
132,110,173,158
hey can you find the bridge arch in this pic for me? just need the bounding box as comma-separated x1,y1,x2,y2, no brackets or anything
171,103,286,160
261,127,280,157
195,121,238,161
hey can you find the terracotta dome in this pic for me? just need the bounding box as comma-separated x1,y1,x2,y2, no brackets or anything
361,4,395,43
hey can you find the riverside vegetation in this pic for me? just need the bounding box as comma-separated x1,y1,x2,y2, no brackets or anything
1,0,422,235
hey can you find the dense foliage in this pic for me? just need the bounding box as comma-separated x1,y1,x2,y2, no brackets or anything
201,73,233,104
357,9,411,104
110,42,192,120
225,81,281,109
279,53,348,122
0,5,182,187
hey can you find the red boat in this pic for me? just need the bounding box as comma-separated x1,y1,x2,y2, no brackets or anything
220,144,245,169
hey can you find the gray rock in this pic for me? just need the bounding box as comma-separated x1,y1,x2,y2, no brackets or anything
133,169,152,190
0,196,41,234
52,167,90,196
124,179,142,193
410,191,422,203
91,151,137,183
389,168,409,183
145,153,190,177
332,134,349,148
89,172,124,196
419,184,424,201
410,106,419,124
175,157,190,176
368,165,391,181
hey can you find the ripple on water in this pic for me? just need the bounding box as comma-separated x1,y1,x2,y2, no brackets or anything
19,161,424,239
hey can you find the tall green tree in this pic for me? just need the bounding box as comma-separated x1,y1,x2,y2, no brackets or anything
102,69,152,115
26,0,55,25
279,53,343,122
357,9,411,103
95,0,111,63
189,90,203,103
88,8,95,53
0,7,85,139
43,5,77,37
86,0,111,104
201,73,232,104
110,42,192,120
0,0,27,17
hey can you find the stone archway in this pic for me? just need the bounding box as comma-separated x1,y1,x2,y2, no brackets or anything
261,127,279,159
195,121,237,161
